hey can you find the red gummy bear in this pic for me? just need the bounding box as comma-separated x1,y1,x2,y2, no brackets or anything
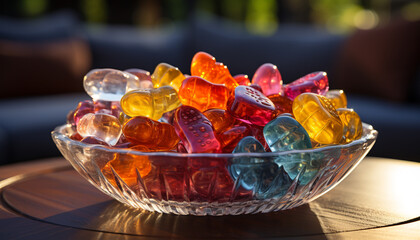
228,86,277,126
284,71,329,100
174,105,221,153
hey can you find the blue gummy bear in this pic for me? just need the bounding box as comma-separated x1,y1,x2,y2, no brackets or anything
233,136,266,153
263,114,312,152
230,136,292,199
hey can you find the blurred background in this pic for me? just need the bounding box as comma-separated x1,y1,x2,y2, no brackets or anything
0,0,419,164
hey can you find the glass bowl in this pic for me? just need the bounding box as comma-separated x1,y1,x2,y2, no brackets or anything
52,123,377,216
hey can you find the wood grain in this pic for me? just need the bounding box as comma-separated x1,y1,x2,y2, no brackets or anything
0,157,420,239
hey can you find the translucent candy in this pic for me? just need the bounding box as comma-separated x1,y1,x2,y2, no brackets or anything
249,84,263,92
83,68,141,101
337,108,363,143
233,74,251,86
267,94,293,115
263,114,312,152
275,152,321,185
118,112,131,124
251,63,283,96
73,100,94,125
284,71,329,100
230,137,292,199
187,157,234,200
191,51,239,92
122,116,179,151
218,125,251,153
228,86,276,126
124,68,153,89
203,108,237,133
120,85,181,120
80,136,110,146
102,151,152,188
93,100,122,119
151,63,185,91
248,124,269,150
173,105,221,153
293,93,343,145
233,136,265,153
77,113,122,146
178,76,229,112
158,107,178,125
326,89,347,109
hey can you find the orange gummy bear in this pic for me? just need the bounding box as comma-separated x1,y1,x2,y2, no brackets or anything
178,76,229,112
191,52,239,93
123,116,179,150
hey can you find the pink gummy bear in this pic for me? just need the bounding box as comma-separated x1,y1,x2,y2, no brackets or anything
284,71,329,100
251,63,283,96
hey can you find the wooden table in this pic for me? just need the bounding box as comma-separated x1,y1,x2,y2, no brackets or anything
0,157,419,239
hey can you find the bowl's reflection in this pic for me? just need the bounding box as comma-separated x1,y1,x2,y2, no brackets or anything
92,201,327,239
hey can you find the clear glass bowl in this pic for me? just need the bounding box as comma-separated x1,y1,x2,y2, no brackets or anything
52,123,377,216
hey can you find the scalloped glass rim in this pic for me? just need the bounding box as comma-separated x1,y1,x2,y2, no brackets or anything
52,123,377,159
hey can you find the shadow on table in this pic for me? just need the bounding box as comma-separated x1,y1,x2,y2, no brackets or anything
42,200,327,239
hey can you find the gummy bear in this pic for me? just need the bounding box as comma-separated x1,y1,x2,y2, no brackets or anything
263,114,312,152
325,89,347,109
228,86,276,126
123,116,179,151
284,71,329,100
218,125,251,153
233,74,251,86
83,68,140,101
267,94,293,115
77,113,122,146
203,108,237,133
173,105,221,153
249,84,263,93
80,136,110,146
230,136,292,199
102,151,152,188
120,85,181,120
73,100,94,125
151,63,185,91
251,63,283,96
124,68,153,89
158,107,178,125
336,108,363,143
93,100,122,119
233,136,265,153
188,157,234,201
178,76,229,112
293,93,343,145
191,52,239,93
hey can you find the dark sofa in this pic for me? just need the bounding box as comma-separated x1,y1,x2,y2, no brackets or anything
0,12,419,165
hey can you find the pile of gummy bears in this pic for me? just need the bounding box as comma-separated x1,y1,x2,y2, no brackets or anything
68,51,363,156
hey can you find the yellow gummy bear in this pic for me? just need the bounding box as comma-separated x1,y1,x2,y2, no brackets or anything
151,63,185,91
337,108,363,143
325,89,347,109
293,93,344,145
121,85,181,120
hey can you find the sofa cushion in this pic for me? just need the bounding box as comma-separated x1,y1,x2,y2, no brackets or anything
334,20,420,102
0,11,80,42
0,12,91,100
0,93,89,164
86,24,191,73
348,95,420,161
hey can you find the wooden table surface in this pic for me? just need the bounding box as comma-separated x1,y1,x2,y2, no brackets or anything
0,157,419,240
